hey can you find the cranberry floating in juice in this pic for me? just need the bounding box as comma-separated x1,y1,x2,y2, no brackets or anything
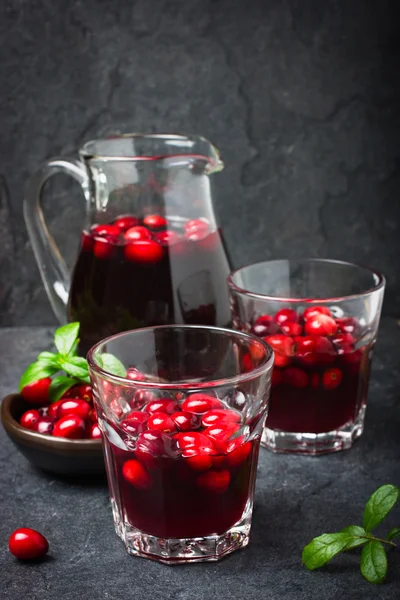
24,135,232,352
228,259,385,455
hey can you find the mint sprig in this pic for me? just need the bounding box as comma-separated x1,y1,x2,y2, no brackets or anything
302,484,399,584
19,322,90,401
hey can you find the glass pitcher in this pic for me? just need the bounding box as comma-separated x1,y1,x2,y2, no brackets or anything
24,134,232,353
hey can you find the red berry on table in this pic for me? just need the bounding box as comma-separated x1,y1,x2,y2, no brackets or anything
53,415,86,439
274,308,298,326
93,237,116,260
172,411,200,431
322,367,343,390
181,393,223,414
36,417,56,435
20,409,41,430
88,423,102,439
281,322,303,336
143,214,167,229
145,398,179,415
226,439,252,467
182,446,214,471
21,377,51,406
304,314,337,337
196,469,230,494
123,226,152,242
113,215,140,230
9,528,49,560
302,306,332,320
121,411,149,435
264,335,294,368
284,367,309,389
92,224,120,238
124,240,164,264
147,412,177,433
122,459,152,490
201,409,240,428
56,399,91,421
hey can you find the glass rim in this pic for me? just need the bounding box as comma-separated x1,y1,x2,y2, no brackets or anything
227,258,386,303
79,133,223,173
87,325,274,390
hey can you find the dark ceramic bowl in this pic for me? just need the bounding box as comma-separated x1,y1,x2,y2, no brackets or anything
1,394,104,476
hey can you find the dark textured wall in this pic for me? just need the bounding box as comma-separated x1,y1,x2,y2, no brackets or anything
0,0,399,325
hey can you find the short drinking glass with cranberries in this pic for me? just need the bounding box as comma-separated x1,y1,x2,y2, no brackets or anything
228,259,385,454
88,325,273,563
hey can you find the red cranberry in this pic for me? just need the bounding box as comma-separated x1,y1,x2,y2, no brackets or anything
226,439,252,467
124,240,164,264
313,336,337,366
123,226,152,242
303,306,332,320
336,317,360,336
47,400,63,418
88,409,98,424
92,224,120,237
171,411,199,431
339,348,364,373
143,214,167,229
72,384,93,403
126,367,146,382
251,315,281,337
36,417,56,435
241,353,253,373
135,430,177,468
9,528,49,560
264,335,294,368
20,409,40,430
322,367,343,390
56,399,91,421
174,431,215,450
145,398,179,414
201,409,240,428
196,469,230,493
281,322,303,336
181,393,223,414
284,367,309,389
147,412,177,433
310,373,320,389
332,332,356,351
121,411,148,435
88,423,102,439
304,314,337,337
274,308,298,326
130,389,158,410
93,237,116,260
205,422,240,444
184,218,210,241
295,336,317,366
122,459,152,490
21,377,51,406
113,215,140,230
53,415,86,439
271,369,283,387
182,446,214,471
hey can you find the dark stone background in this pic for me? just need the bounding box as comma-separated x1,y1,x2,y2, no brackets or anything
0,0,399,326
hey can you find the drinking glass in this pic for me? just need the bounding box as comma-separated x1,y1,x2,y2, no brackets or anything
88,325,273,563
228,259,385,454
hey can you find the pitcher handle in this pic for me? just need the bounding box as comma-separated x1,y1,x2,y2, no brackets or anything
24,158,90,324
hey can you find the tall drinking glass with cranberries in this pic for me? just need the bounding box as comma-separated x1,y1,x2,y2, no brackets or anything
25,135,232,353
87,325,273,563
228,259,385,455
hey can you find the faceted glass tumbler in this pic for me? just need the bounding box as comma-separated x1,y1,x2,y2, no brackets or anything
228,259,385,455
88,325,273,563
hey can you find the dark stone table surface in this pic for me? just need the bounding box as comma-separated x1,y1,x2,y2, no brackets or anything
0,321,399,600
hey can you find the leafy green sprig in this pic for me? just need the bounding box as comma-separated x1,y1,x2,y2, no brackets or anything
302,484,399,584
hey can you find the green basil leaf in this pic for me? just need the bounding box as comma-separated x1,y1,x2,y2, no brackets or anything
360,541,387,584
61,356,90,383
49,376,78,403
340,525,369,550
19,362,59,392
54,322,80,357
68,339,79,357
387,527,400,541
302,533,353,570
362,485,399,532
97,353,127,377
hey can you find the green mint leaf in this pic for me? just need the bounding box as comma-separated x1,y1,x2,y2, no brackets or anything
61,356,90,383
302,533,353,570
36,351,61,368
49,376,78,403
360,541,388,584
68,340,79,357
387,527,400,541
362,484,399,532
19,362,59,392
97,353,127,377
54,322,80,357
340,525,369,550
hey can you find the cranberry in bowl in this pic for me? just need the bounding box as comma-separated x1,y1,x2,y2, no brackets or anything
228,259,385,455
87,325,273,564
